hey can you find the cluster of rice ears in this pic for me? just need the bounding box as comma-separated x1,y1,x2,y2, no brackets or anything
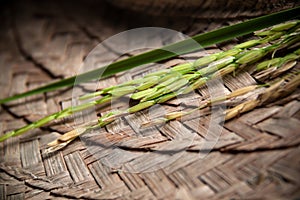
0,17,299,153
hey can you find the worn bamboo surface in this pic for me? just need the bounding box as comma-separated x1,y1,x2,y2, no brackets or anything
0,1,299,199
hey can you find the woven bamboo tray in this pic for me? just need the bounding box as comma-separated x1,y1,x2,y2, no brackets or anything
0,1,299,199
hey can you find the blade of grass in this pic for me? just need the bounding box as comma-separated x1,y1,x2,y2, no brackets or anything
0,7,299,104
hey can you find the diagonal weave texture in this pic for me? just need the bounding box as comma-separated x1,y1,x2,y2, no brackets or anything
0,0,299,199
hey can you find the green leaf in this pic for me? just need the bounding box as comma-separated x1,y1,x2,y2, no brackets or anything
1,6,299,104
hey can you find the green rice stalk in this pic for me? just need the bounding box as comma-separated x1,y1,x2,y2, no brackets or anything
1,21,299,143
